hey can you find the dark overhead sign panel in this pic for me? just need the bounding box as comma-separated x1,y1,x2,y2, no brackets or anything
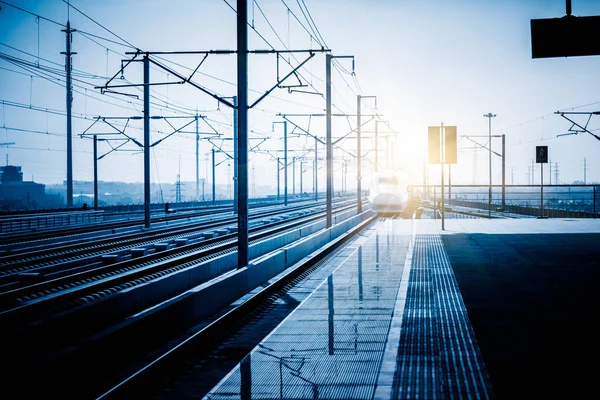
531,15,600,59
536,146,548,164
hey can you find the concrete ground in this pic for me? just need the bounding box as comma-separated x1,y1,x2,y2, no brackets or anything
441,219,600,400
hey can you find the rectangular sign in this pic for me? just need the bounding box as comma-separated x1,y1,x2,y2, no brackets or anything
444,126,457,164
536,146,548,163
428,126,441,164
531,15,600,58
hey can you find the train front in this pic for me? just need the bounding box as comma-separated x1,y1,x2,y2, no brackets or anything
368,171,408,215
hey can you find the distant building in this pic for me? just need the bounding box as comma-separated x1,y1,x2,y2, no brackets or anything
0,165,46,210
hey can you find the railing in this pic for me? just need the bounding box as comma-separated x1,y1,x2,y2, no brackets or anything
0,192,335,234
408,184,598,219
0,210,105,234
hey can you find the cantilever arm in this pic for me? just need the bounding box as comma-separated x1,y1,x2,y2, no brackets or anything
556,113,600,141
151,118,197,147
249,52,315,108
280,116,325,144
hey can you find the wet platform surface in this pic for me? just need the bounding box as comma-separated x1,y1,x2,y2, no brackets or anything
203,218,600,399
204,219,492,399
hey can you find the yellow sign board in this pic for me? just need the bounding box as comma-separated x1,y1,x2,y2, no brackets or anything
428,125,457,164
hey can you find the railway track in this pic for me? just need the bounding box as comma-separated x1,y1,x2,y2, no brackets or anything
96,213,381,400
0,200,355,314
0,200,339,285
1,201,366,388
0,197,315,248
419,202,517,219
3,205,378,399
0,205,230,247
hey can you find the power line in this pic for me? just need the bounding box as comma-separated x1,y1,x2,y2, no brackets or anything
0,0,65,27
61,0,138,50
298,0,327,47
58,34,207,114
254,0,325,88
76,29,135,49
280,0,320,45
224,0,355,115
2,51,204,116
2,126,66,138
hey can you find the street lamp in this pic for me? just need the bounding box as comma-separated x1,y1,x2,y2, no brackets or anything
483,113,497,218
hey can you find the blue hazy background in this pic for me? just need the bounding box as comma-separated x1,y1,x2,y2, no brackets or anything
1,0,599,203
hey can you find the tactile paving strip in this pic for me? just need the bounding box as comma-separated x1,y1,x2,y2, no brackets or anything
391,221,494,399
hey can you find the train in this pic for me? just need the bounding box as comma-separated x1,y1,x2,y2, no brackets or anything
368,170,413,217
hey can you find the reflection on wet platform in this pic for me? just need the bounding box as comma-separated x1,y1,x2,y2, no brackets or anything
204,220,411,399
204,219,494,399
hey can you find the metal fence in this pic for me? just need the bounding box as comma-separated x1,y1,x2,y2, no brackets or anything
0,210,105,234
409,184,598,219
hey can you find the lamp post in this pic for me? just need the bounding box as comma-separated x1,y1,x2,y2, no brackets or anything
483,113,496,218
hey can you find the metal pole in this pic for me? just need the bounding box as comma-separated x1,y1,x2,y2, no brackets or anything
62,20,75,208
502,134,506,211
314,137,318,201
236,0,249,268
143,54,151,229
284,121,288,206
300,160,303,194
196,114,199,201
328,274,334,355
233,96,238,213
433,186,436,219
292,156,296,196
423,159,427,200
212,148,216,203
343,161,346,192
93,135,98,210
489,116,492,217
385,135,389,169
594,186,596,219
341,162,344,192
326,54,333,227
374,119,378,172
448,164,451,207
277,157,280,200
357,95,362,213
540,162,544,218
441,123,445,230
484,112,496,218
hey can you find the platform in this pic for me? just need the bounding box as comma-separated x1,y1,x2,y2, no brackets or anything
201,218,600,399
440,218,600,400
203,219,493,399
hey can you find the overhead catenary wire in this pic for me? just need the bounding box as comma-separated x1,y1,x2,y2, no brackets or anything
0,50,205,117
2,0,379,187
225,0,359,116
4,1,205,116
61,0,138,50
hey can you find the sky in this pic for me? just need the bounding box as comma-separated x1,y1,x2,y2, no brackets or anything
1,0,600,200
